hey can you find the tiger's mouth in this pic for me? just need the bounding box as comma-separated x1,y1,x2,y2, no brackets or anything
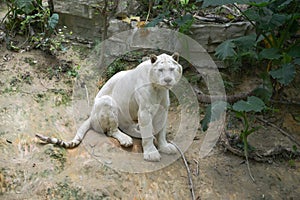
162,83,174,88
154,83,173,89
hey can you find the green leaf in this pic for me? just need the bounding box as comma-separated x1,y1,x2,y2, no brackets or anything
48,13,59,30
146,13,166,27
215,40,236,60
248,0,272,7
202,0,249,7
180,0,189,5
269,13,288,29
252,86,272,102
294,58,300,65
292,13,300,20
288,45,300,58
201,101,227,131
15,0,35,14
278,0,293,9
174,14,193,26
174,14,194,33
259,48,281,60
232,34,258,51
246,7,289,31
294,115,300,122
269,63,296,86
243,8,261,22
232,96,266,113
253,73,273,102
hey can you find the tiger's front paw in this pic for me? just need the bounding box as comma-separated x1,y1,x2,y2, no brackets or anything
111,131,133,147
159,143,177,154
119,134,133,147
143,148,161,162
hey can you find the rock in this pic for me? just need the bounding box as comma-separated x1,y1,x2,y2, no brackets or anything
190,21,254,53
115,0,141,18
282,113,300,135
52,0,254,54
53,0,140,40
0,30,5,44
108,19,131,37
53,0,105,40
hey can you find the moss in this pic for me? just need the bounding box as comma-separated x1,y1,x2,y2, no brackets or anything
46,179,109,200
49,88,72,106
44,146,67,173
105,58,127,80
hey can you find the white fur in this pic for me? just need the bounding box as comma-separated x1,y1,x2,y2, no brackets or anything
94,53,182,161
36,53,182,162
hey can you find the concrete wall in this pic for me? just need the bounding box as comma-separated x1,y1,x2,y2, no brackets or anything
53,1,254,55
53,0,105,40
53,0,137,40
190,21,254,53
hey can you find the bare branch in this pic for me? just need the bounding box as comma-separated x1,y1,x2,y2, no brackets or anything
170,141,196,200
257,117,300,147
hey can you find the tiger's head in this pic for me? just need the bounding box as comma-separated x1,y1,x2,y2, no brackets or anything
149,53,182,89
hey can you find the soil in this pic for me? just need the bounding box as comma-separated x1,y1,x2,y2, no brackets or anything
1,37,300,200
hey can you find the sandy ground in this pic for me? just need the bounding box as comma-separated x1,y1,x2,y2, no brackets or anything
0,41,300,200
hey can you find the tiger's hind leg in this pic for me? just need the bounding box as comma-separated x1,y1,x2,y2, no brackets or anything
91,95,133,147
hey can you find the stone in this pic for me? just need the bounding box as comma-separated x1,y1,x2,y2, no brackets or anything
53,0,254,57
190,21,254,53
108,19,131,37
115,0,141,18
53,0,106,40
53,0,105,19
53,0,138,40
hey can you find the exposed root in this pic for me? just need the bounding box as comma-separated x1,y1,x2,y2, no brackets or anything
270,99,300,106
220,132,300,163
256,117,300,147
197,91,253,104
196,88,300,105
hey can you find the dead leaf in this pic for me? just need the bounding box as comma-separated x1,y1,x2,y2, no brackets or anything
130,16,140,22
122,16,131,24
122,16,141,24
137,21,146,28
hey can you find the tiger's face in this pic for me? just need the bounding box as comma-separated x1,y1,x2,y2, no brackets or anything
149,53,182,89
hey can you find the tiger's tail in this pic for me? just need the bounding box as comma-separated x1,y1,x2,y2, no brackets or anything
35,118,91,148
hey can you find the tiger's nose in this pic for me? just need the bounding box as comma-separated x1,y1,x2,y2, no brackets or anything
164,77,172,84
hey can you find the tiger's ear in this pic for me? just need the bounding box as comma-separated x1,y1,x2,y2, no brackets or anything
172,52,179,62
150,54,157,63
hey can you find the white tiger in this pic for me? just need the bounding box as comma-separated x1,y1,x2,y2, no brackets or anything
36,52,183,161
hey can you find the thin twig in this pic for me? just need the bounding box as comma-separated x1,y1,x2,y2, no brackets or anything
145,0,153,23
0,10,10,26
170,141,196,200
245,152,255,182
193,159,199,176
39,79,51,90
221,5,240,17
270,99,300,106
257,117,300,147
